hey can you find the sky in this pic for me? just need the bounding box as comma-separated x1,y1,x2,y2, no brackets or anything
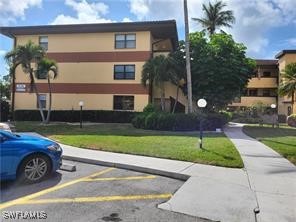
0,0,296,77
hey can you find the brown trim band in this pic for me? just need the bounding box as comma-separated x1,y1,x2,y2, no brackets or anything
47,51,151,63
15,83,148,94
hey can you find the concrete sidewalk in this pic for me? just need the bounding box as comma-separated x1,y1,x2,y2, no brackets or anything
61,144,257,222
224,123,296,222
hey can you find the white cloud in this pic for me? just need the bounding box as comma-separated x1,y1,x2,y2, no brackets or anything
122,17,133,22
128,0,296,58
0,50,6,56
51,0,114,25
0,0,42,25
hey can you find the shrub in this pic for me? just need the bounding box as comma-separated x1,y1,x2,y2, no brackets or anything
143,103,158,113
132,112,229,131
14,110,138,123
287,114,296,127
0,100,10,122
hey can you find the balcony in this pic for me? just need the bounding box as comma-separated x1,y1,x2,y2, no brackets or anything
248,77,278,88
230,96,277,107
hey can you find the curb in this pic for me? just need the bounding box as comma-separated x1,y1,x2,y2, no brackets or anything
62,155,190,181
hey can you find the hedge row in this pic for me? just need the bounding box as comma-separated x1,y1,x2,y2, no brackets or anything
132,112,229,131
287,114,296,127
14,110,138,123
0,101,10,122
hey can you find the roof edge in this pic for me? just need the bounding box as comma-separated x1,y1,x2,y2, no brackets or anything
275,50,296,59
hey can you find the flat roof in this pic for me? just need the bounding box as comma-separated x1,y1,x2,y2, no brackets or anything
255,59,278,66
275,50,296,59
0,20,178,50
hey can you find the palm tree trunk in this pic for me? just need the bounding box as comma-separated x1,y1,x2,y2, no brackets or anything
292,92,295,114
45,77,52,124
160,82,165,111
29,71,45,122
172,86,180,113
184,0,193,113
11,68,16,121
149,78,154,103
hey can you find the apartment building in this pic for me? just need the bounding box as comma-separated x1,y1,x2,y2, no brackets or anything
0,20,180,112
230,51,296,117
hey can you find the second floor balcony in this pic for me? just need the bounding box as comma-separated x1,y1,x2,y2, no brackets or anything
247,77,278,88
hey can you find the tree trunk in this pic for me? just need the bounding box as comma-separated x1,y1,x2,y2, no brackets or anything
183,0,193,113
11,68,16,121
30,71,45,122
292,92,295,114
45,77,52,124
149,78,154,104
172,86,180,113
160,82,165,111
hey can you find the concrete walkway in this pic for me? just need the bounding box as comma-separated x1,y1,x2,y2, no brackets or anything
224,123,296,222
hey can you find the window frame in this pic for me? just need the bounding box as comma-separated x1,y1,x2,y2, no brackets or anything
113,95,135,111
39,36,48,51
114,65,135,80
37,94,47,109
115,33,136,49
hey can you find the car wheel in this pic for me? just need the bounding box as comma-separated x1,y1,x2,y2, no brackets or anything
18,154,51,183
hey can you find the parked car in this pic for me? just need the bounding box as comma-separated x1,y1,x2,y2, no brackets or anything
0,130,62,183
0,123,12,132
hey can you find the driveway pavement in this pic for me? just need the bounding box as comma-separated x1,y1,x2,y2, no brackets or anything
224,123,296,222
1,161,205,222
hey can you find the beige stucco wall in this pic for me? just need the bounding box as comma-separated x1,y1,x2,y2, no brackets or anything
16,31,151,52
247,77,277,88
230,96,277,107
15,62,145,84
14,93,148,112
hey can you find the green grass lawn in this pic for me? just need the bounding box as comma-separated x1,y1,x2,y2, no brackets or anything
243,125,296,165
14,121,243,168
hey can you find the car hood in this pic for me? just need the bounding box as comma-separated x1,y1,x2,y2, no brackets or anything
17,133,56,145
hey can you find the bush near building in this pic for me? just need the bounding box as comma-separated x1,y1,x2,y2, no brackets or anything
287,114,296,127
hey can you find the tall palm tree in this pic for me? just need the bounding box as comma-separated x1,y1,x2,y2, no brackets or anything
184,0,193,113
142,55,170,111
279,63,296,114
192,0,235,35
36,58,58,124
5,40,46,122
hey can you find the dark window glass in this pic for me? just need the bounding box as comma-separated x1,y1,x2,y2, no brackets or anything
249,89,258,96
39,36,48,51
114,65,135,80
262,71,271,77
113,96,134,110
262,89,270,96
37,94,46,109
115,34,136,49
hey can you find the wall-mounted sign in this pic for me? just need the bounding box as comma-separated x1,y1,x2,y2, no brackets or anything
16,84,26,92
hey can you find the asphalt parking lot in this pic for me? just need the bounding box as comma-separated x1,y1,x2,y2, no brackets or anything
1,161,208,222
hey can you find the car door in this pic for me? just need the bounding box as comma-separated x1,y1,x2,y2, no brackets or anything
0,133,20,179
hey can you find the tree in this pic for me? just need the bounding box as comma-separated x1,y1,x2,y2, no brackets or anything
5,41,46,122
190,32,255,110
184,0,193,113
36,58,58,124
0,74,11,100
192,0,235,35
168,44,186,113
279,63,296,113
141,55,170,111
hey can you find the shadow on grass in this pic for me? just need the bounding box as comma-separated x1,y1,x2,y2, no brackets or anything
261,139,296,148
201,148,236,161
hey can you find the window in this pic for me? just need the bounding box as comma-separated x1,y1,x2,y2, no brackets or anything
115,34,136,49
262,89,270,96
37,94,46,109
114,65,135,80
248,89,258,96
113,96,134,110
262,71,271,77
39,36,48,51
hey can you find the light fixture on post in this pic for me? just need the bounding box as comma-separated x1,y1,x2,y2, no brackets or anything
270,103,277,128
197,99,207,149
79,101,84,129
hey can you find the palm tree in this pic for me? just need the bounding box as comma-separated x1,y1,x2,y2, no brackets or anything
5,40,46,122
192,0,235,35
184,0,193,113
36,58,58,124
279,63,296,114
141,55,170,111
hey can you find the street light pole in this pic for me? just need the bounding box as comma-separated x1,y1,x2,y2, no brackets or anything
197,99,207,149
271,103,277,128
79,101,84,129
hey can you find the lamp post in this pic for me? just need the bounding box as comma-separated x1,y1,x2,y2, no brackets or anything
271,103,277,128
79,101,84,129
197,99,207,149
